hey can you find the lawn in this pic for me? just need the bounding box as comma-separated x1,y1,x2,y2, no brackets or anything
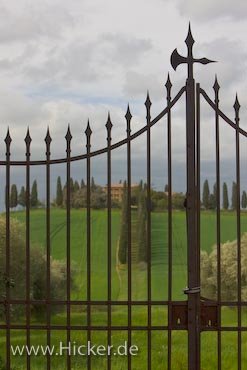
0,208,246,369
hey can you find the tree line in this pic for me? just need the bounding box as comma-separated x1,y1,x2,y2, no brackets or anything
55,176,107,209
7,180,39,209
202,180,247,210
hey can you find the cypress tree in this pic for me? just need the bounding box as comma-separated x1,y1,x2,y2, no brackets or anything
56,176,63,207
74,180,80,192
212,183,217,209
81,179,85,189
70,178,74,193
137,189,147,262
10,184,18,208
165,184,169,192
223,183,229,210
231,181,237,210
139,180,143,189
91,177,96,191
31,180,38,208
242,191,247,209
202,180,210,209
118,181,128,264
18,186,26,207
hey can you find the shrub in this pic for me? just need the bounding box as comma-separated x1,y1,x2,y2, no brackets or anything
201,233,247,301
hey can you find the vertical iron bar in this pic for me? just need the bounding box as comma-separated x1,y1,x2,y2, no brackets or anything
85,121,92,370
25,129,32,370
45,129,52,370
196,82,201,338
234,96,241,370
5,129,11,370
185,47,200,370
165,75,172,370
196,83,201,368
125,105,132,370
106,113,112,370
66,126,72,370
145,92,152,370
213,78,221,370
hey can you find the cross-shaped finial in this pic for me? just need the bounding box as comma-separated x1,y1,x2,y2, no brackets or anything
170,24,216,80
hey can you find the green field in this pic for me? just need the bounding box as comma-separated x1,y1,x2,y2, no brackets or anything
0,208,246,369
10,208,245,301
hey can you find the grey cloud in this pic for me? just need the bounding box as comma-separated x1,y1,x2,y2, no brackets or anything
197,38,247,89
173,0,247,21
10,33,153,92
98,34,152,66
123,71,164,99
0,2,75,44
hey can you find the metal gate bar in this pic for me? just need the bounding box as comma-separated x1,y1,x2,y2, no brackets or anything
25,129,31,370
86,121,92,370
145,91,152,370
234,94,241,370
106,113,113,370
126,104,132,370
66,126,72,370
45,129,52,370
166,73,173,370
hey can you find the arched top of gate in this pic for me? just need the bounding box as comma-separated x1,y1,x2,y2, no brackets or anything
0,85,185,166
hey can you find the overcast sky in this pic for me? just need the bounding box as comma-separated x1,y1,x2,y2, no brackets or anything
0,0,247,204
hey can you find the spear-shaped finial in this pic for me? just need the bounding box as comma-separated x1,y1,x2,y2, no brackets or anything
213,75,220,104
125,104,132,122
85,119,92,138
185,22,195,51
65,124,72,142
170,23,216,79
25,127,32,146
145,91,152,109
105,112,113,132
45,127,52,146
45,127,52,156
165,73,172,92
65,124,72,154
213,75,220,93
125,104,132,135
5,128,12,147
25,127,32,157
234,94,240,113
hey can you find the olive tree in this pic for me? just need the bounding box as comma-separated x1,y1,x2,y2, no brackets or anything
0,217,77,320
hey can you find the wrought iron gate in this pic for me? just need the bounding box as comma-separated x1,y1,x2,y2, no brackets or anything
0,25,246,369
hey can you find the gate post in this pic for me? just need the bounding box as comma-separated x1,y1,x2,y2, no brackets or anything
170,24,215,370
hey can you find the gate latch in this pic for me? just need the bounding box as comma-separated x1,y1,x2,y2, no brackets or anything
171,301,218,330
183,286,201,294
